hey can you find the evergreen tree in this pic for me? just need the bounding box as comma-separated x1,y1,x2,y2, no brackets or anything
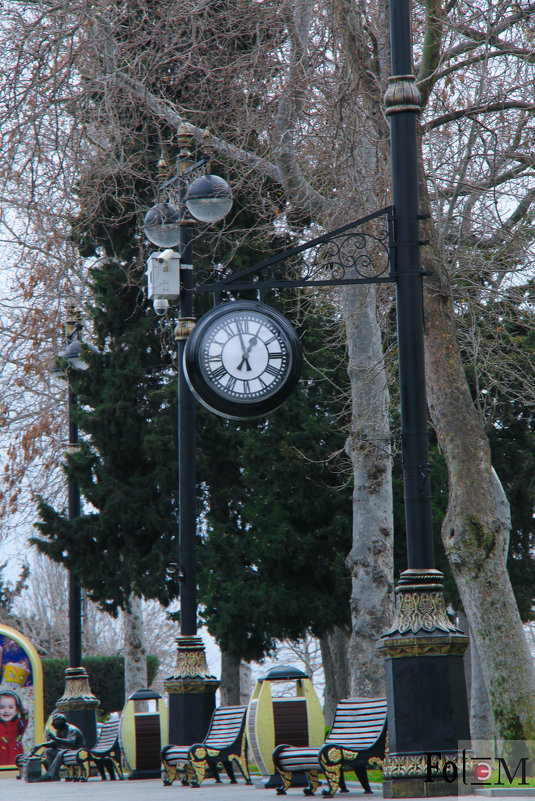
197,299,353,661
34,218,180,612
484,295,535,621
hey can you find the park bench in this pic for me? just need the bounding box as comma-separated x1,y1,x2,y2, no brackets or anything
272,697,387,796
61,719,123,781
161,704,252,787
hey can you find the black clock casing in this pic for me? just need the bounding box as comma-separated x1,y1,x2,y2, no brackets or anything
183,300,303,419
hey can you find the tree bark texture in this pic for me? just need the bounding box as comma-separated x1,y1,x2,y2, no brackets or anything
469,628,495,745
344,283,394,697
460,611,495,743
420,184,535,739
123,594,148,705
320,626,351,724
220,650,241,706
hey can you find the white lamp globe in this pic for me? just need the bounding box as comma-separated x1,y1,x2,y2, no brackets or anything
185,175,233,223
143,202,181,248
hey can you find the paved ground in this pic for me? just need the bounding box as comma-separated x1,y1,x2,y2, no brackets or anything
2,776,535,801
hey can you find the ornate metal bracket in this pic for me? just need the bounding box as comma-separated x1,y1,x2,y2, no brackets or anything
195,206,394,294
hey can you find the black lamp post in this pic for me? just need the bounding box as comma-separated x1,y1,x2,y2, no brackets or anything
378,0,470,795
143,126,232,744
53,306,99,747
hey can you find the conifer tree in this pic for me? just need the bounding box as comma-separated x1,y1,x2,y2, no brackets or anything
34,210,180,612
197,299,353,660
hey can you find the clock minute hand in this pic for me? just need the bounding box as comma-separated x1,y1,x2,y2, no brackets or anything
236,328,252,371
237,333,259,371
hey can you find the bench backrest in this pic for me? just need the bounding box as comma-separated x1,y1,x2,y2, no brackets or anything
204,705,247,749
325,697,387,751
92,720,120,755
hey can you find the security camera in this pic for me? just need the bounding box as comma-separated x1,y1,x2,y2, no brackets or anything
153,297,169,316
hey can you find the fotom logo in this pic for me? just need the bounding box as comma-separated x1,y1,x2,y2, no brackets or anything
425,741,535,793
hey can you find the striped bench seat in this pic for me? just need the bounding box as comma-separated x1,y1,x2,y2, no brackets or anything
61,720,123,781
273,697,387,796
161,705,252,787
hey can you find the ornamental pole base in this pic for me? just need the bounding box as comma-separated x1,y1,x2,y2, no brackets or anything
379,570,470,798
56,666,100,748
164,635,220,745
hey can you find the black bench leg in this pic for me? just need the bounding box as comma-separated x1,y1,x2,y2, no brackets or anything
355,765,372,794
223,759,238,783
207,760,222,783
96,761,107,780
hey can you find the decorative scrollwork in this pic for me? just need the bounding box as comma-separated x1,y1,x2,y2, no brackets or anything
383,752,467,780
195,207,393,293
393,590,460,634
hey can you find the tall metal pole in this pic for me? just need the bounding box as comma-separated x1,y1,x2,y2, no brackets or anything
164,129,219,746
388,0,434,570
379,1,470,796
67,387,83,667
55,309,99,747
177,179,198,637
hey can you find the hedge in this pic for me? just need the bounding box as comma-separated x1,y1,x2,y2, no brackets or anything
42,655,159,720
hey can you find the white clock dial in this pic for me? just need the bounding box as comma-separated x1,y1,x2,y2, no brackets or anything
184,301,303,419
201,310,289,400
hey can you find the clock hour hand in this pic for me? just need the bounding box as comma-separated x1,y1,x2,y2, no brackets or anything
245,334,258,355
237,354,252,371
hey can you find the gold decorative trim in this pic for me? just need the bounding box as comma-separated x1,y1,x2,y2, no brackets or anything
56,667,100,710
380,634,469,658
384,75,421,115
383,570,463,636
169,635,218,679
383,752,468,779
165,635,220,693
175,317,196,341
164,677,220,694
384,590,460,635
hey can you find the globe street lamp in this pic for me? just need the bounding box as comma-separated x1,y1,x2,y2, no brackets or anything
52,305,99,747
143,125,233,745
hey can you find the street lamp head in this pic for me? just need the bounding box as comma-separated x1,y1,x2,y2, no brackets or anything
59,340,98,372
143,202,181,248
184,174,233,223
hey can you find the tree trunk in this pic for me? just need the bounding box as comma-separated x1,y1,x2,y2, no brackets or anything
320,626,350,725
123,593,148,704
469,630,495,745
460,611,494,744
220,650,241,706
344,282,394,697
420,179,535,739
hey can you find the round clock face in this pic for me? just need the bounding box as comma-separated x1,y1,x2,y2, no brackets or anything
184,301,303,419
